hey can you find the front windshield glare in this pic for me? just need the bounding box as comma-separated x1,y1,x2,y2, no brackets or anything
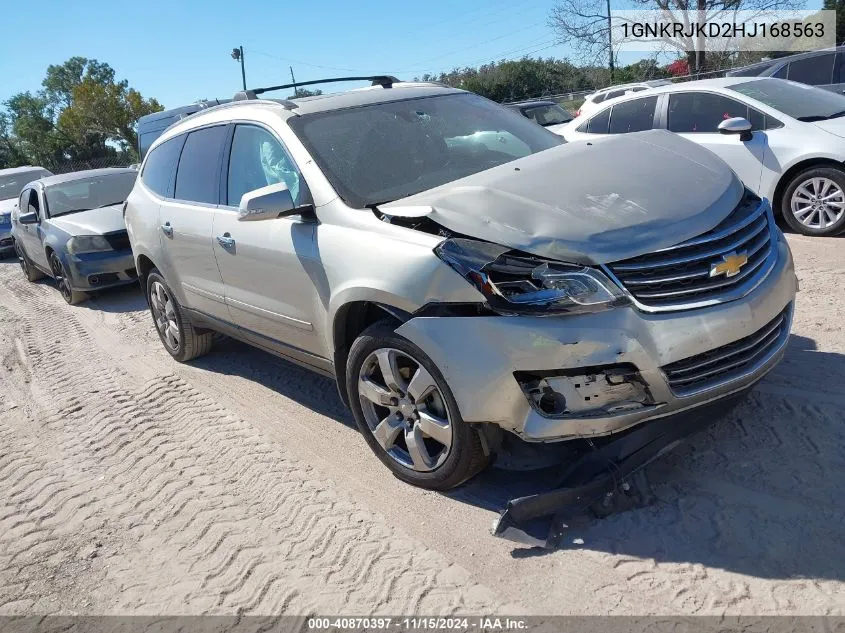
288,93,564,208
46,172,137,217
729,79,845,121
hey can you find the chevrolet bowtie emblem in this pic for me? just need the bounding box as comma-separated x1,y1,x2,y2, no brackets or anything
710,251,749,278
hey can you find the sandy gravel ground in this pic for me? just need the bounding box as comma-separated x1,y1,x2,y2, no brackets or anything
0,233,843,616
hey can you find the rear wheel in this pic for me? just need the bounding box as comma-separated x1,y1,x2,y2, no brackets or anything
15,240,43,282
49,252,86,305
146,269,213,362
781,167,845,236
346,320,489,490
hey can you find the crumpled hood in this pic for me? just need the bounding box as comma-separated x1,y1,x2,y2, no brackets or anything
0,198,16,216
48,204,126,235
380,130,744,265
812,117,845,139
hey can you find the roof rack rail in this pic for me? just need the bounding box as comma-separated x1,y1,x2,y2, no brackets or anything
233,75,400,101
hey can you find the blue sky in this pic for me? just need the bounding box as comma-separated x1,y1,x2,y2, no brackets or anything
0,0,824,109
1,0,578,108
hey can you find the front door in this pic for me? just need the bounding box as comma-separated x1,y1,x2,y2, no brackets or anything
213,123,324,359
666,91,768,194
16,188,50,270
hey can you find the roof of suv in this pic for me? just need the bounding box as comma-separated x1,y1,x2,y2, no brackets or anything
246,82,466,116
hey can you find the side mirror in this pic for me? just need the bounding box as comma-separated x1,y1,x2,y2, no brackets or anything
238,182,296,222
18,212,38,225
718,117,753,142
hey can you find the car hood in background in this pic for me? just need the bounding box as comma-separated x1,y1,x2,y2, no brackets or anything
380,130,744,265
544,122,570,136
48,204,126,235
0,198,17,215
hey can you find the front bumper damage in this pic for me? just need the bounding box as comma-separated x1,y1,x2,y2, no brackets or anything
66,249,138,292
396,235,795,443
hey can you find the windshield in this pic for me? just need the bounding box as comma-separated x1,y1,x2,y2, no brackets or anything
45,172,137,217
0,171,50,201
288,93,563,208
729,79,845,121
521,103,572,126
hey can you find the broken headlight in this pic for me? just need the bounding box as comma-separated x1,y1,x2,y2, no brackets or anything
434,238,630,315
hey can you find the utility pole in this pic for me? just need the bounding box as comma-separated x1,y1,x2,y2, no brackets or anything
231,46,246,90
606,0,615,81
290,66,298,96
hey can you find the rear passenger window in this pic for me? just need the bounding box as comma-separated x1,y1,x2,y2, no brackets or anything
174,126,227,204
142,136,184,198
608,96,658,133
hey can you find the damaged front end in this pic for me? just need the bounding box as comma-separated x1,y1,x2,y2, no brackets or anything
515,364,656,419
432,237,631,317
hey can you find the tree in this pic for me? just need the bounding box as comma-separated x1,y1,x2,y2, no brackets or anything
823,0,845,44
550,0,802,78
549,0,615,79
0,57,162,169
291,88,323,98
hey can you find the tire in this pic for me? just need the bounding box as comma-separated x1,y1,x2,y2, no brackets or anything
15,240,44,282
780,166,845,236
146,269,213,362
49,251,86,305
346,320,489,490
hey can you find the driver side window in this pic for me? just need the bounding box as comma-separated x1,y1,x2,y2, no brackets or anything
20,189,40,217
226,125,302,207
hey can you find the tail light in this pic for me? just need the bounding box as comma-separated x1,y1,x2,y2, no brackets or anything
575,109,581,117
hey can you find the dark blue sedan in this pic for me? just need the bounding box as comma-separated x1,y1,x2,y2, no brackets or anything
11,168,139,304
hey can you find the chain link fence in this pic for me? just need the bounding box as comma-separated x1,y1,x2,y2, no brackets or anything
48,156,136,175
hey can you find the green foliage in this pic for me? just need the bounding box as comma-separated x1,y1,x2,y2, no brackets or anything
822,0,845,45
416,57,673,102
290,88,323,98
0,57,163,169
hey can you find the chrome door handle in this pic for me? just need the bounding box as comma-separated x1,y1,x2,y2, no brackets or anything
161,222,173,237
216,234,235,248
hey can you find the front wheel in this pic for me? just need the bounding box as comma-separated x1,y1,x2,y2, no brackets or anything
781,167,845,236
49,252,86,305
146,269,213,362
15,240,44,282
346,320,489,490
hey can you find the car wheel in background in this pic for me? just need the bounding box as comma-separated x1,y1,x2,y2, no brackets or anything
49,252,86,305
146,269,213,362
346,320,489,490
15,240,44,282
781,166,845,236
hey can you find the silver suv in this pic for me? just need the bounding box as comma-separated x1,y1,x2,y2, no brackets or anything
125,77,797,490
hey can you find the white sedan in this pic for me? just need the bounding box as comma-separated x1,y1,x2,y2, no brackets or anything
558,77,845,236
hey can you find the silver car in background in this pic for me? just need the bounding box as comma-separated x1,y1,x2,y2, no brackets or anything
0,166,53,256
125,80,797,490
12,168,138,304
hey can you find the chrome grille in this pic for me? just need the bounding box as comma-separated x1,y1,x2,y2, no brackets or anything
604,194,775,311
662,305,791,395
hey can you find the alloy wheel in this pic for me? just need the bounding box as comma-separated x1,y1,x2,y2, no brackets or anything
790,177,845,230
357,348,453,472
49,254,73,303
150,280,181,351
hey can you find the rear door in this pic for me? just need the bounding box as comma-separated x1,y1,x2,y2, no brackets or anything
212,122,324,359
665,91,770,194
157,124,230,320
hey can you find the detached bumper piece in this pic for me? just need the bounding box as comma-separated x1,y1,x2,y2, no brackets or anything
492,390,748,547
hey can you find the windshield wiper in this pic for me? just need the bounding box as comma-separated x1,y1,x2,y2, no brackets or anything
93,200,124,209
797,110,845,122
